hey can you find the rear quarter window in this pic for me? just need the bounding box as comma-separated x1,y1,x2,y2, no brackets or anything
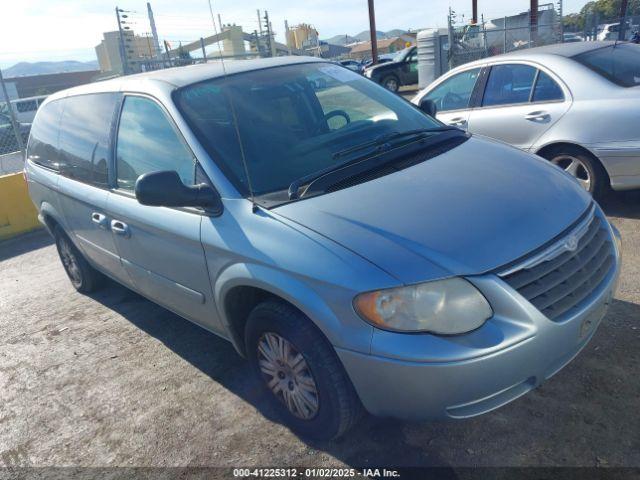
574,44,640,88
27,100,64,171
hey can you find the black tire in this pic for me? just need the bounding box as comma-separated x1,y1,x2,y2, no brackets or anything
542,145,609,200
381,75,400,92
245,300,362,440
54,226,103,293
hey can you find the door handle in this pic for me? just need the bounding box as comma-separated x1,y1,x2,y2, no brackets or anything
110,220,130,238
525,111,550,122
91,212,108,229
448,117,468,127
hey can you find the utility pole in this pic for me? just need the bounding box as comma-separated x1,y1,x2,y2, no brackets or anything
367,0,378,64
472,0,478,24
263,10,274,57
116,7,129,75
619,0,629,40
0,67,24,153
200,38,208,61
147,2,162,60
217,14,223,32
558,0,564,42
530,0,539,46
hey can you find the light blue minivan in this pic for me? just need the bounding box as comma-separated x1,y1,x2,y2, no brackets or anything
25,57,621,439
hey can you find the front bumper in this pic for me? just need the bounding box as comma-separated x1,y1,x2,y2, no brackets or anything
337,242,621,421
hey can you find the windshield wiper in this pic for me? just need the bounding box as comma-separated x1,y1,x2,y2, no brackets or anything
332,127,457,160
288,127,459,200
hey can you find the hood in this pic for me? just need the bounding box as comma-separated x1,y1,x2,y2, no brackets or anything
275,136,591,284
365,61,399,75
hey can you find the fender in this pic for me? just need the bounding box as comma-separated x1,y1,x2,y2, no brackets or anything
38,200,69,237
213,262,373,356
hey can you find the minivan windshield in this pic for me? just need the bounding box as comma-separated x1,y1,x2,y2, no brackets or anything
573,43,640,88
175,62,443,201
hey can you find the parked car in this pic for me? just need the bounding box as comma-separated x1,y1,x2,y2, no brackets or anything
26,57,621,440
0,113,30,155
0,95,48,123
362,54,395,68
338,59,363,74
413,41,640,198
563,33,584,42
363,46,418,91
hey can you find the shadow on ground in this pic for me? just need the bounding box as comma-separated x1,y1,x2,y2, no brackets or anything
87,276,640,468
599,189,640,220
0,229,50,262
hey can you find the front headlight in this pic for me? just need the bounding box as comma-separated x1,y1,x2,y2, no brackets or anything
354,278,492,334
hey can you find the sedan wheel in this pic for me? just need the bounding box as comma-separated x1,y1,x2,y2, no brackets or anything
551,154,591,192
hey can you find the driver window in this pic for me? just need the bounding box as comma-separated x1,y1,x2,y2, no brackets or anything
424,68,481,112
116,96,196,191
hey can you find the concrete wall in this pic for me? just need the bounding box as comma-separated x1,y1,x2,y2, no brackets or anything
0,173,40,241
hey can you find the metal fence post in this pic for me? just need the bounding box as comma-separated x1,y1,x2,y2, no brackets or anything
447,9,454,71
0,67,24,154
503,16,508,53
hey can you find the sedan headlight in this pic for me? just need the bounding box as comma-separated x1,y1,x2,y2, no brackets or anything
354,278,492,334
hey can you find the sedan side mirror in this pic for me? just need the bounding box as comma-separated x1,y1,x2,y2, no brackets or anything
419,98,438,117
135,170,223,214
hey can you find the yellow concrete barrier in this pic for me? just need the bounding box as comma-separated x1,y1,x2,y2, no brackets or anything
0,173,41,241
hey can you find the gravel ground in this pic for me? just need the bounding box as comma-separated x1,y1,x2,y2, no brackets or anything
0,190,639,471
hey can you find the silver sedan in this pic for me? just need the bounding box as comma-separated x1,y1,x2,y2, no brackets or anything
413,41,640,198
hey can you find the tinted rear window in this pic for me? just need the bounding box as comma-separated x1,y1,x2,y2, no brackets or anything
27,100,64,170
58,93,119,187
573,44,640,88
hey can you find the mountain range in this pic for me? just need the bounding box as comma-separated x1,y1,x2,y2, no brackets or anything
3,60,99,78
322,29,409,46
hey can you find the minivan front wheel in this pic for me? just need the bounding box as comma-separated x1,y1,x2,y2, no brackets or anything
245,300,362,440
54,226,103,293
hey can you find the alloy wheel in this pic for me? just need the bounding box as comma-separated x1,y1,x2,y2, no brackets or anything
551,155,591,192
59,237,82,287
257,332,320,420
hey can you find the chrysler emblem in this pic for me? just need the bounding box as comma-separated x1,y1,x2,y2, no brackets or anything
564,235,580,252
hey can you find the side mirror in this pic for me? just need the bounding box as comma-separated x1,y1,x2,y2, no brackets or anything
135,170,223,214
419,97,438,117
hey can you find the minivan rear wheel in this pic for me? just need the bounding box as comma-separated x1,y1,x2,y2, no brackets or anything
54,226,103,293
245,300,362,440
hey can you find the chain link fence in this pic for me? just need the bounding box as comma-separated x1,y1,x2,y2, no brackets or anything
0,73,28,175
447,3,563,70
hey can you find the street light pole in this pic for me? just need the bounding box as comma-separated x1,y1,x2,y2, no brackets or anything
367,0,378,64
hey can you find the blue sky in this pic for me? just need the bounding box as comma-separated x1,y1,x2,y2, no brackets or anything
1,0,587,68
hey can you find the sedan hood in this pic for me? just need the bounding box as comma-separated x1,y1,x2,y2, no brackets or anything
275,136,591,284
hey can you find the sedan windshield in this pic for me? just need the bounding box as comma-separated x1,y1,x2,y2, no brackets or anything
573,43,640,88
175,62,442,200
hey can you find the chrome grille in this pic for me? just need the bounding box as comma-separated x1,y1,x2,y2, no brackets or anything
499,207,615,321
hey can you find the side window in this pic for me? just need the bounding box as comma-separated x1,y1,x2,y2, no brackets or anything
116,96,195,191
424,68,481,112
407,50,417,63
482,64,537,107
17,100,37,113
58,93,118,187
532,71,564,102
27,100,64,170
